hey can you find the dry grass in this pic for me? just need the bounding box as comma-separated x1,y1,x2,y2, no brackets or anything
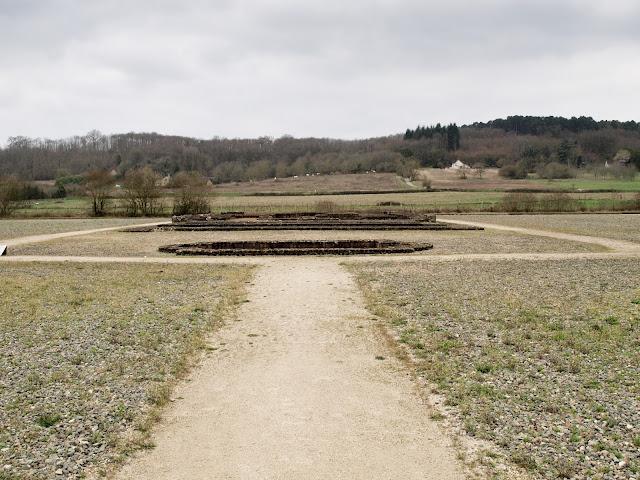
421,168,554,191
212,172,412,194
0,262,251,479
349,258,640,479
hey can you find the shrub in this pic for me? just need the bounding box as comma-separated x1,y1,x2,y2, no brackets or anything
539,192,576,212
123,167,162,216
83,168,114,216
0,174,25,216
500,192,537,212
171,172,211,216
537,162,576,180
499,163,528,179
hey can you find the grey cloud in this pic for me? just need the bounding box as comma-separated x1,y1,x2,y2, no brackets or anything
1,0,639,140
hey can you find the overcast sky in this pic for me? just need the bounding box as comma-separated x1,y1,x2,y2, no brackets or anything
1,0,639,142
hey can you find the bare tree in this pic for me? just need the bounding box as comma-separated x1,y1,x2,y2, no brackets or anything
84,168,114,216
473,163,485,179
170,171,211,215
0,174,24,216
122,167,162,216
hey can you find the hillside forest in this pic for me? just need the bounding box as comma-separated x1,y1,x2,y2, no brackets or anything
1,116,639,186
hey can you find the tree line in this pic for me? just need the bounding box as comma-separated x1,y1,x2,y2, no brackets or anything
471,115,639,136
0,116,638,189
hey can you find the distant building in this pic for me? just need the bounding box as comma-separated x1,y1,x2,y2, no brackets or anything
450,160,470,170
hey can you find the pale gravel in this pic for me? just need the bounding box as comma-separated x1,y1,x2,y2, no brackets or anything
0,218,168,241
440,214,640,244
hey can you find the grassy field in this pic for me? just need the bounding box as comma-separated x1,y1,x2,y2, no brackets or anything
349,258,640,479
12,190,638,218
8,171,640,218
0,262,251,479
423,168,640,192
530,177,640,192
212,172,414,194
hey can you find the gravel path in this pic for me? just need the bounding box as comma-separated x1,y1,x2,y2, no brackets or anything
114,258,466,480
1,221,165,247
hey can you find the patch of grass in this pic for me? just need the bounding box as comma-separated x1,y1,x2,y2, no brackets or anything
35,412,61,428
476,364,493,374
510,450,538,471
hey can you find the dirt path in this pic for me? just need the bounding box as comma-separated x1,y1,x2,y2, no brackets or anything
0,221,165,247
114,258,466,480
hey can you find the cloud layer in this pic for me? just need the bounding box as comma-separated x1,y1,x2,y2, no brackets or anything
1,0,639,141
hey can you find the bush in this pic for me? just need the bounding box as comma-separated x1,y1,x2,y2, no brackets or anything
84,168,114,216
499,164,528,179
539,192,576,212
419,174,432,189
123,167,162,216
55,175,83,187
0,174,25,216
500,192,537,212
609,164,638,181
171,172,210,216
537,162,576,180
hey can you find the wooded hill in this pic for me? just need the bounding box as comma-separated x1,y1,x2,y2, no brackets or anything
1,116,639,184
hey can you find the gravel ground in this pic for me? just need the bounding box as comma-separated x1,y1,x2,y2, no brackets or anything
440,214,640,244
8,228,605,257
349,258,640,479
0,219,168,241
0,262,250,480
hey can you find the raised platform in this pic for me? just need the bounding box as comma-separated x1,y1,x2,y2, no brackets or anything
125,212,482,232
159,240,433,256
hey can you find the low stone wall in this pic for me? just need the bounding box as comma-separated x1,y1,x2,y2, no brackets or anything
159,240,433,256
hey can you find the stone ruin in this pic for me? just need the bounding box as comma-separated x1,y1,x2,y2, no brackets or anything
129,211,480,232
159,240,433,256
121,211,481,256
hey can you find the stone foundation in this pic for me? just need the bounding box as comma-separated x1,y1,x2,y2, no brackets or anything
159,240,433,256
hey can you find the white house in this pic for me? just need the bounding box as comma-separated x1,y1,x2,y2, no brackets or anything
450,160,470,170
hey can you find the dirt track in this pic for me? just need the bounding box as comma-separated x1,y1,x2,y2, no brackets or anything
3,219,640,479
114,258,466,479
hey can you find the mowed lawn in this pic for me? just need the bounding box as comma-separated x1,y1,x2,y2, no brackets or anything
0,262,251,479
349,257,640,479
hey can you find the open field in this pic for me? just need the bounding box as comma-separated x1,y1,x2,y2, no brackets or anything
349,258,640,479
530,177,640,192
8,171,640,218
421,168,549,191
212,172,414,194
423,168,640,192
0,262,250,479
7,226,607,258
14,190,638,218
